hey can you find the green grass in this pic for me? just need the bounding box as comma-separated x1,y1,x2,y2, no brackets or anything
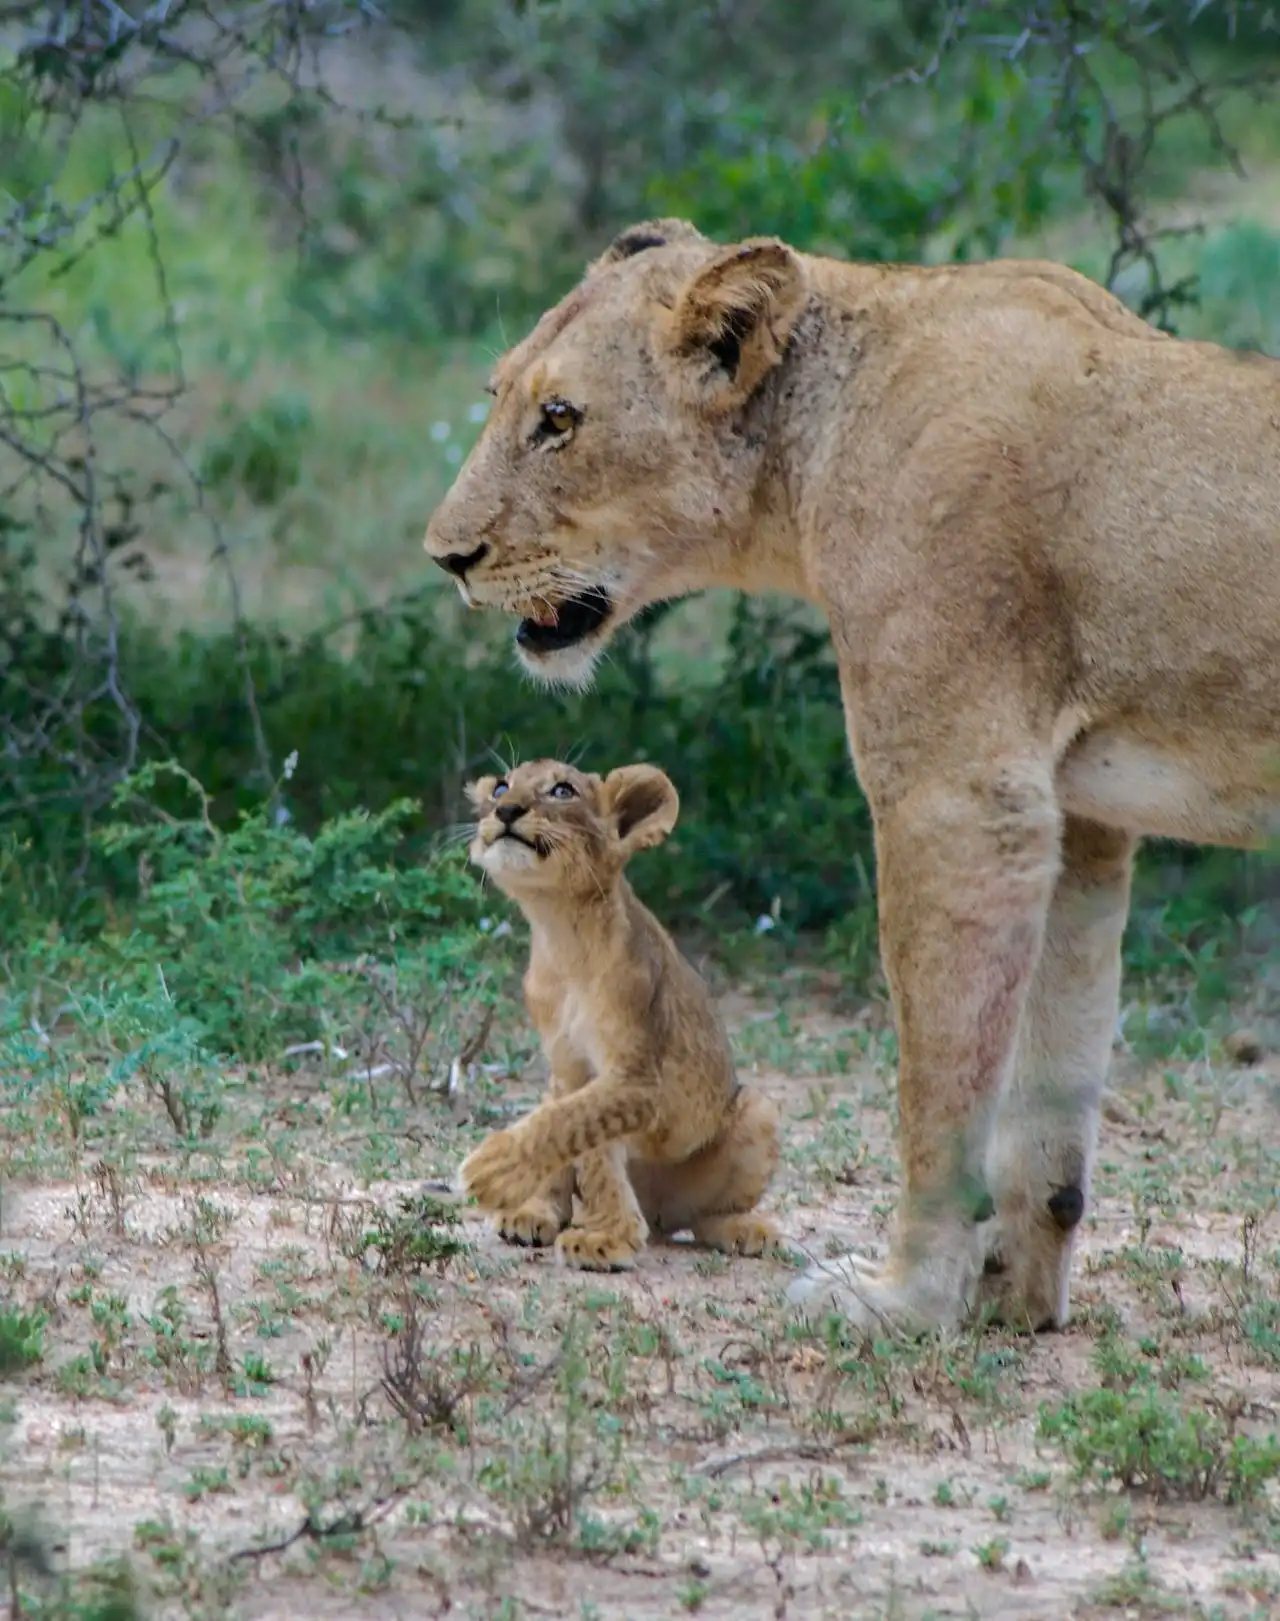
3,908,1279,1614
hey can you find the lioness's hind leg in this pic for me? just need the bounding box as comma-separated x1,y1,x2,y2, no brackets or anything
981,818,1135,1330
633,1089,782,1252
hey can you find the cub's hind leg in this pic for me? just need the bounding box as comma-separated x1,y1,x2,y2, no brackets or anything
632,1088,782,1256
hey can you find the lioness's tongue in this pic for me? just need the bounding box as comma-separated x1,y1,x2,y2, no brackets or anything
530,606,559,628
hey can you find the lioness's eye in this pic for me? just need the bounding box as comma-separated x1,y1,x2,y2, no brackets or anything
549,782,576,800
538,398,580,440
492,781,509,798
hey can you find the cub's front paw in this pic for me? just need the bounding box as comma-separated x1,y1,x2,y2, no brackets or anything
495,1199,566,1248
458,1128,540,1213
555,1224,644,1272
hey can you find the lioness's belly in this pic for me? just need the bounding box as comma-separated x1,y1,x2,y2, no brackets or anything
1057,730,1279,846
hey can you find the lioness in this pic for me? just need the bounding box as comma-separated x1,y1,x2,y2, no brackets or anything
460,757,781,1270
426,218,1280,1335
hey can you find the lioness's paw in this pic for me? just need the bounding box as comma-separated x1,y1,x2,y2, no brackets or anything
786,1239,979,1339
555,1224,644,1272
693,1213,780,1257
458,1129,542,1213
495,1199,565,1248
976,1214,1076,1332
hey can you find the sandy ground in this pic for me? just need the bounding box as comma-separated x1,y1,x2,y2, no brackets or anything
2,997,1279,1620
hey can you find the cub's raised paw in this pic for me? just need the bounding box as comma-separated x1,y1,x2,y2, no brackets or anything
458,1128,541,1213
496,1200,565,1248
555,1224,644,1272
693,1212,780,1257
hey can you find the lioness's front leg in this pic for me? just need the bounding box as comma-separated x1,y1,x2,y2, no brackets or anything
788,755,1062,1335
980,817,1135,1328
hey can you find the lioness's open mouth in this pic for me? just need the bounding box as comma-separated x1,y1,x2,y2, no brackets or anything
515,587,612,654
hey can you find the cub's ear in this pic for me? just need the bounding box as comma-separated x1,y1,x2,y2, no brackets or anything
590,217,705,273
601,765,679,858
661,238,807,415
465,776,497,810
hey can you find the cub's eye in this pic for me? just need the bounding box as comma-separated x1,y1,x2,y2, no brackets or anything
536,398,580,441
549,782,576,800
492,781,509,798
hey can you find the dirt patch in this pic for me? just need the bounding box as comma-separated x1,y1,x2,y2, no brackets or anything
2,1006,1279,1620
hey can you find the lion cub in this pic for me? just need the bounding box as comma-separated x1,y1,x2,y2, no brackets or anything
459,758,780,1272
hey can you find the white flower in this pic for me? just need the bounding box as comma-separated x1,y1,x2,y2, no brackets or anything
430,420,451,443
467,401,490,424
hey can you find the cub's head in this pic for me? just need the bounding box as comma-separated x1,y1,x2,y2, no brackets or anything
425,218,809,688
466,759,679,898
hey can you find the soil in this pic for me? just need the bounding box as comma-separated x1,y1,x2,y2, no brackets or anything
2,994,1279,1620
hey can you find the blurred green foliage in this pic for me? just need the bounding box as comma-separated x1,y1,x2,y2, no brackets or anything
2,0,1278,1032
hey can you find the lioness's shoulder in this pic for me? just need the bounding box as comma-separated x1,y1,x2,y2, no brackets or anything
812,251,1165,345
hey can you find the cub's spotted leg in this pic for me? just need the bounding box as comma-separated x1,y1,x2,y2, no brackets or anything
787,755,1061,1336
494,1166,574,1248
979,818,1135,1329
557,1143,649,1271
459,1077,657,1213
490,1071,576,1248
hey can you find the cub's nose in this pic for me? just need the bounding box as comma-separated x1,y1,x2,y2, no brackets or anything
435,541,489,580
495,802,527,828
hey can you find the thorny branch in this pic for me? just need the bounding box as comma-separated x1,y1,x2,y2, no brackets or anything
2,1,1275,839
866,1,1280,327
0,2,392,829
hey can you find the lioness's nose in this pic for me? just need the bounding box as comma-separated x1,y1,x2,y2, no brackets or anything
495,802,527,827
435,541,489,580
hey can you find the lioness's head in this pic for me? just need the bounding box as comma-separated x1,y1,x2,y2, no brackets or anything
466,758,678,897
426,218,809,687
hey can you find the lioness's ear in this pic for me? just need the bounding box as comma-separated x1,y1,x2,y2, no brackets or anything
662,238,807,414
465,776,497,810
601,765,679,858
590,217,705,273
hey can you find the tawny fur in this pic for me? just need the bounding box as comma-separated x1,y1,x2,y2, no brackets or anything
457,758,781,1272
427,220,1280,1334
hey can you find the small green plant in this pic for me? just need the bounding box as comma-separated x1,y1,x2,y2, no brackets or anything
1038,1382,1280,1503
183,1464,232,1502
973,1536,1009,1571
0,1304,45,1374
351,1194,470,1276
475,1314,640,1552
740,1475,861,1552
